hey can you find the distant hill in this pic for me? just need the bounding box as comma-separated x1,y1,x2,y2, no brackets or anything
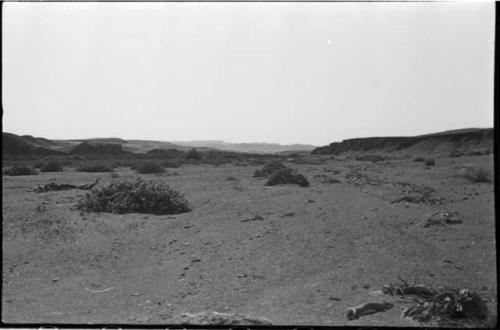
312,128,494,155
69,141,133,156
172,140,316,154
3,127,493,159
2,133,65,156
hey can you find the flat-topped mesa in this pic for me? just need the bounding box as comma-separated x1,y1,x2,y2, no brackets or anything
311,128,493,155
70,141,131,156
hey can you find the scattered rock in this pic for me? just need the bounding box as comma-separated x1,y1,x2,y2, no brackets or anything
177,311,273,325
347,302,394,320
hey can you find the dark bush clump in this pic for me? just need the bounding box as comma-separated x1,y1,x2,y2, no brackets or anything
2,166,38,176
425,158,435,166
414,157,425,162
76,179,191,215
162,159,182,168
185,148,202,161
254,161,287,178
463,166,492,183
77,163,114,172
40,160,63,172
266,168,309,187
136,162,166,174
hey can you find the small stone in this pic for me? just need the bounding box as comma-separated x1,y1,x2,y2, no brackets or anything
329,297,341,301
442,259,453,264
131,292,140,296
237,274,247,278
52,278,60,282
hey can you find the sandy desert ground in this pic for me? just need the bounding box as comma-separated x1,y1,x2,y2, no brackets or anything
2,153,496,327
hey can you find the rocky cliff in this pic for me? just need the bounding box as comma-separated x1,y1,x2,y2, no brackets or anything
312,128,494,155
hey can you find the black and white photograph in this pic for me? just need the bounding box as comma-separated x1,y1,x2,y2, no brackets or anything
1,1,497,328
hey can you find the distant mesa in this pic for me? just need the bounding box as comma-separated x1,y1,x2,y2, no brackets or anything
172,140,316,154
312,128,493,155
70,141,131,156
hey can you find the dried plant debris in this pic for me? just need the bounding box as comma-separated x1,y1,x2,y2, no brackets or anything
313,174,341,184
345,168,382,186
241,214,265,223
391,194,445,205
355,154,389,163
178,311,273,325
383,278,488,326
346,302,394,320
422,211,462,227
34,178,100,193
383,278,436,298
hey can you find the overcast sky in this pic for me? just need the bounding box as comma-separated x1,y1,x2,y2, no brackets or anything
2,2,495,146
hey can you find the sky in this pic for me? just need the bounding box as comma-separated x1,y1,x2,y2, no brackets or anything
2,2,495,146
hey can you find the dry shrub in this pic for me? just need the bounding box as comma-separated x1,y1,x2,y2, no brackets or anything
162,159,182,168
40,160,63,172
425,158,436,166
136,162,165,174
266,168,309,187
77,163,113,172
414,156,425,162
185,148,202,161
463,166,492,183
254,161,287,178
76,178,191,215
2,166,38,176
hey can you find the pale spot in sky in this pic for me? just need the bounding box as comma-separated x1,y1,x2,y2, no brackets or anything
327,40,332,44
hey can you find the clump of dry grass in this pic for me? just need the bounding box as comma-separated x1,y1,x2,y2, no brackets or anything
266,168,309,187
2,166,38,176
135,162,166,174
76,178,191,215
425,158,436,166
254,161,287,178
185,148,202,161
40,160,63,172
463,166,492,183
77,163,113,172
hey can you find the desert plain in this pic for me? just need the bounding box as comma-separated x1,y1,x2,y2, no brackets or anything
2,150,497,327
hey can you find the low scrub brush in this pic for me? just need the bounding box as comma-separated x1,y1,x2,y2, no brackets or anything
77,163,113,172
136,162,166,174
254,161,287,178
40,160,63,172
3,166,38,176
463,166,492,183
76,178,191,215
266,168,309,187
